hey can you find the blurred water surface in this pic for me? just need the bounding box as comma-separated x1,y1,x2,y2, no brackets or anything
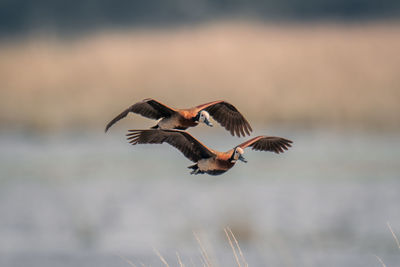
0,129,399,267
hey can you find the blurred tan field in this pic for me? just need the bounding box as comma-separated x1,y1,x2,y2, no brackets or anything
1,21,399,132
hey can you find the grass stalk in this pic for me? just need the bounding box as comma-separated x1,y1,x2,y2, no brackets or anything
153,248,170,267
193,231,212,267
224,227,241,267
387,222,400,251
227,227,248,267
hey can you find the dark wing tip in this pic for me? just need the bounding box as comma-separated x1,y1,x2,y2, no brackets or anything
104,121,114,133
241,121,252,137
126,130,142,145
234,122,252,138
104,122,113,133
105,108,132,132
274,137,293,154
249,136,293,154
247,123,253,133
206,101,252,138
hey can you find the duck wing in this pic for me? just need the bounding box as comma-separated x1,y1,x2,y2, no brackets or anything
195,100,252,137
126,129,215,162
105,98,177,132
238,136,293,154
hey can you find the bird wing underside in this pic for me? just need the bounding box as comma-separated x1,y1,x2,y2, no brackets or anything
126,129,215,162
195,101,252,137
105,98,177,132
238,136,293,154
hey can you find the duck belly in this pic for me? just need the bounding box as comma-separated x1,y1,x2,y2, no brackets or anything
158,115,196,130
158,117,179,129
178,117,198,128
197,158,230,176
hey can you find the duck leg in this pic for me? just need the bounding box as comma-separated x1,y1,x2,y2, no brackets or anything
188,164,200,175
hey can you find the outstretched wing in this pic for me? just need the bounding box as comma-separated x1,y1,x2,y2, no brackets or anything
105,98,177,132
195,100,252,137
238,136,293,154
126,129,215,162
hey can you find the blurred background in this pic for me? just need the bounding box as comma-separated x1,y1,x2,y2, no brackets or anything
1,1,400,266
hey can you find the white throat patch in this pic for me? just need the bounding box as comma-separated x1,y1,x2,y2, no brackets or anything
199,110,210,122
236,147,244,155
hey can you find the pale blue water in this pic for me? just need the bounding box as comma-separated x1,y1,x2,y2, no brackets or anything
0,129,399,266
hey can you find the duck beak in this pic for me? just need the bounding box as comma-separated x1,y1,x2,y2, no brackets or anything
204,118,213,127
238,154,247,163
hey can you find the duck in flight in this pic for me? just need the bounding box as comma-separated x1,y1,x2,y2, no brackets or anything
126,129,292,175
105,98,252,137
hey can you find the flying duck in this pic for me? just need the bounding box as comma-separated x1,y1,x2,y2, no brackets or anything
105,98,252,137
126,129,292,175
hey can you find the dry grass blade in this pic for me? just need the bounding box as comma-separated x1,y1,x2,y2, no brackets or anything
374,255,387,267
227,227,248,267
387,222,400,251
197,254,207,267
114,253,138,267
153,248,170,267
193,231,212,267
176,252,185,267
224,227,241,267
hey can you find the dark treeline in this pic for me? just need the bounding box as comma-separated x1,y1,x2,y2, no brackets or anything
1,0,399,35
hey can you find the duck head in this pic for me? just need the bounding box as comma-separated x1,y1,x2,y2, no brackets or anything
231,147,247,163
195,110,213,127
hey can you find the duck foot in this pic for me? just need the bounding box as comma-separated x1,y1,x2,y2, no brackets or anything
190,168,200,175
